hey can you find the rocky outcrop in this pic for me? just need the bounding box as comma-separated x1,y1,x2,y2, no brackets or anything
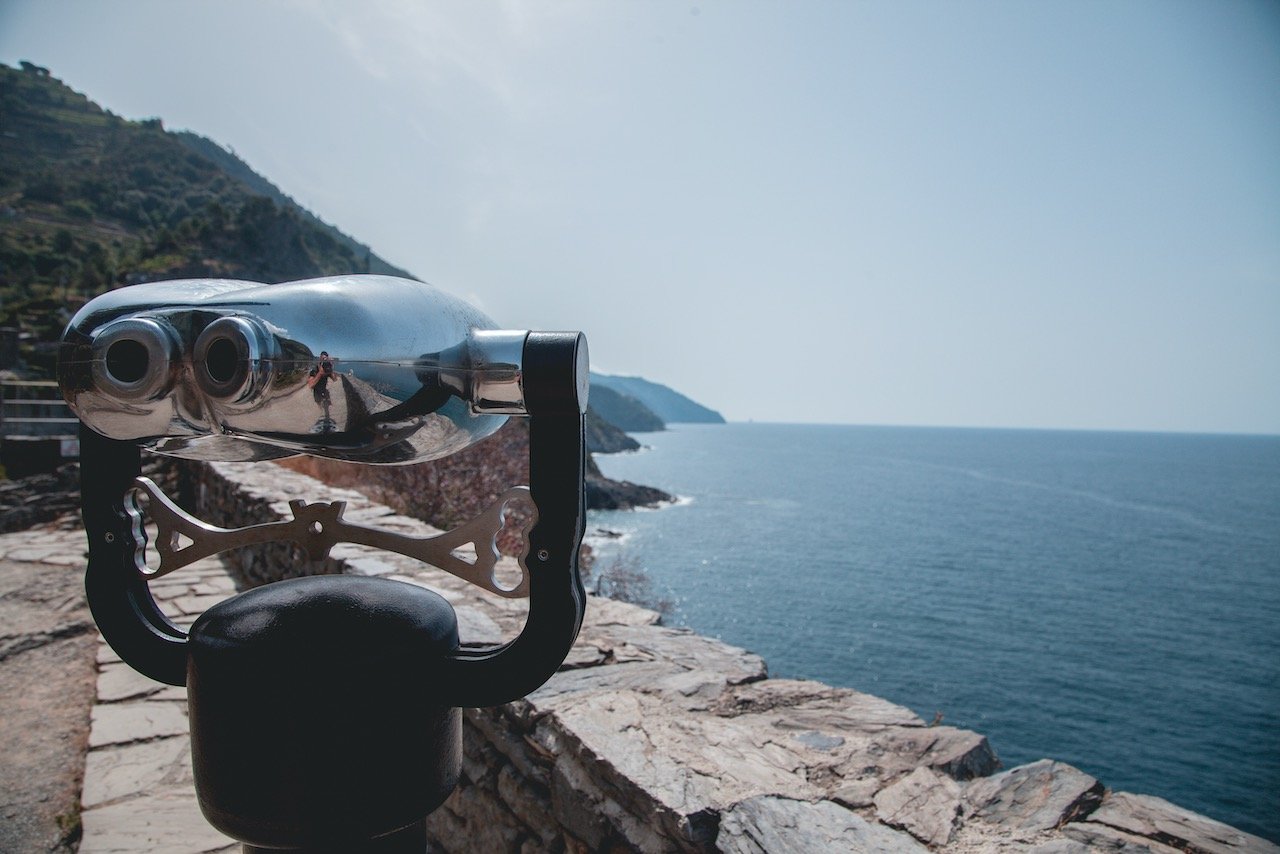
874,767,964,846
718,797,927,853
585,471,673,511
1063,792,1272,854
4,459,1274,852
964,759,1105,832
176,459,1277,853
585,408,642,454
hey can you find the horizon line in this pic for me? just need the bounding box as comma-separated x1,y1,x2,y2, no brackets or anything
673,420,1280,439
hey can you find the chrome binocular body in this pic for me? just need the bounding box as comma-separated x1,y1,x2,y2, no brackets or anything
58,274,583,464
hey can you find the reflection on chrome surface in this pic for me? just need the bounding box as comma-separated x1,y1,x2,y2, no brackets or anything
58,275,529,463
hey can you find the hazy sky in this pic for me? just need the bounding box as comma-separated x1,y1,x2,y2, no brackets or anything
3,1,1277,432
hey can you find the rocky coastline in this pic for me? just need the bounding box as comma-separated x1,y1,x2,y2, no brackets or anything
0,457,1275,852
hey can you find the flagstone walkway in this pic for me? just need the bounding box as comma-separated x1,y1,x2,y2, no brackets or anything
78,555,238,853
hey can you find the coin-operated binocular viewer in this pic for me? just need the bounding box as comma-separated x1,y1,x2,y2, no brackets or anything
58,275,588,852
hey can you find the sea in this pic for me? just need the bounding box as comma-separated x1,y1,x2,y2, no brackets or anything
586,423,1280,843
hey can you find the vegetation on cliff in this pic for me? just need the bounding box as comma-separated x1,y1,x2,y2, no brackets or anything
588,384,665,433
591,373,725,424
0,61,407,374
0,62,408,288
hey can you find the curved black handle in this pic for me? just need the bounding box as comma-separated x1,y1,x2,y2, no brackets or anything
439,332,588,707
80,425,189,686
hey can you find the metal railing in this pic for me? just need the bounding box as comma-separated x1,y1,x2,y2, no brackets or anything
1,379,78,439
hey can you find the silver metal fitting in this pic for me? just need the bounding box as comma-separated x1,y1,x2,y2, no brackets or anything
191,315,277,406
89,316,179,403
467,330,529,415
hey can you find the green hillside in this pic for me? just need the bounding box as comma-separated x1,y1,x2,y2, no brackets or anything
589,383,665,432
172,131,412,279
0,61,411,375
591,373,724,424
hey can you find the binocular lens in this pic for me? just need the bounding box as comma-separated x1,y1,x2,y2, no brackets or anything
89,317,178,402
104,339,150,385
192,317,274,403
203,336,241,386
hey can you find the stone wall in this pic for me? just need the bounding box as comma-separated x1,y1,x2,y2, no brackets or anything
178,458,345,587
0,455,185,535
187,459,1277,854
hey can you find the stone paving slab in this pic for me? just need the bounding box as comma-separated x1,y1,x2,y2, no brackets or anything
96,662,170,703
81,736,190,809
0,522,98,854
88,700,190,749
79,790,236,854
80,555,238,853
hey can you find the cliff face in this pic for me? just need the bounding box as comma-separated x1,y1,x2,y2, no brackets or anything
585,408,641,454
588,385,665,433
171,131,413,279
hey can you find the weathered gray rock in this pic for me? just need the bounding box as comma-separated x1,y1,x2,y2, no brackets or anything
1028,840,1139,854
533,659,696,703
81,736,191,808
875,766,964,846
540,688,823,848
582,595,663,628
718,795,929,853
831,777,882,809
576,622,768,699
868,724,1000,781
965,759,1104,832
88,701,188,748
452,602,506,645
79,790,234,853
713,679,924,730
95,662,167,703
1070,792,1280,854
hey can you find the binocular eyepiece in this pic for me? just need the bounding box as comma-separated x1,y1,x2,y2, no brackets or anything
87,312,279,411
59,275,584,463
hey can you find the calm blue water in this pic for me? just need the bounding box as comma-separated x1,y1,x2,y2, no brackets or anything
588,424,1280,842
